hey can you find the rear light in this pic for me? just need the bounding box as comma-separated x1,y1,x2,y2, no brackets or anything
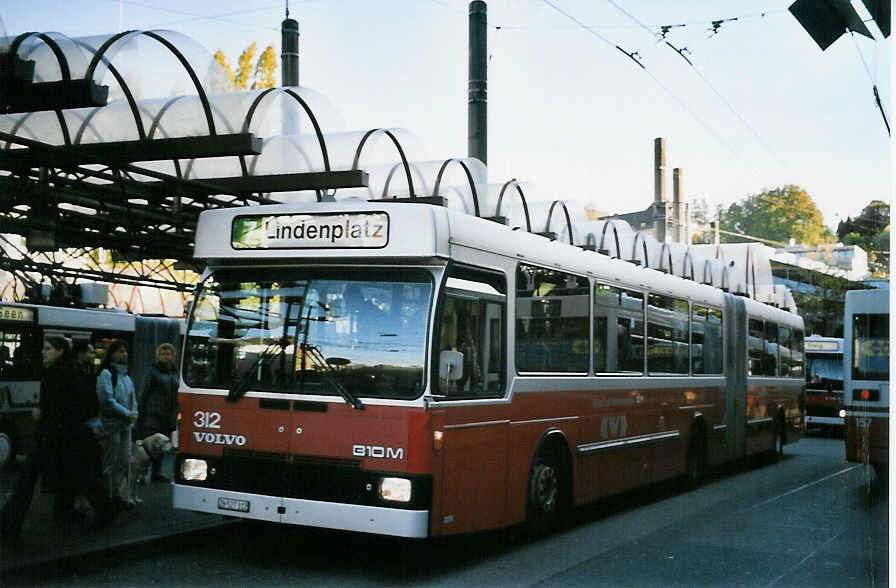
853,389,880,402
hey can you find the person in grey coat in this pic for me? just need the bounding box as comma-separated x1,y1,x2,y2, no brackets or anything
137,342,178,483
97,339,137,510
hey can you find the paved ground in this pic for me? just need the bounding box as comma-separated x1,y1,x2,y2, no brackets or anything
0,464,234,574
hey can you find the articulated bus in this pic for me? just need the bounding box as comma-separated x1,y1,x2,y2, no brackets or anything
173,202,804,538
804,335,845,432
0,302,181,467
843,288,889,478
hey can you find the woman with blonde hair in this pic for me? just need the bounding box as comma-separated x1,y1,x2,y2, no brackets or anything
137,342,178,482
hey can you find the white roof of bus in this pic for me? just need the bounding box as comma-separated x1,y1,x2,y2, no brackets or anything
195,202,803,329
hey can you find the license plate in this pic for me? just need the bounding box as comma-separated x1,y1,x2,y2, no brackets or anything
217,497,250,513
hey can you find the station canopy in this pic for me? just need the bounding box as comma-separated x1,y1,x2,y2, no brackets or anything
0,28,793,313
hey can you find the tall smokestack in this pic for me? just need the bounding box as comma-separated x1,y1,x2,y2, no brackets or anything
673,167,683,243
281,4,299,87
654,137,666,242
468,1,487,165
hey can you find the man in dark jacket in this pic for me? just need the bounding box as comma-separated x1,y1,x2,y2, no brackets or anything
138,343,178,482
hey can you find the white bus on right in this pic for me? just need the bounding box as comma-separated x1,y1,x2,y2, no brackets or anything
843,288,890,480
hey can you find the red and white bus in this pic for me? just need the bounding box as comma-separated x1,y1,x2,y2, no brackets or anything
804,335,845,432
843,288,889,479
173,201,804,538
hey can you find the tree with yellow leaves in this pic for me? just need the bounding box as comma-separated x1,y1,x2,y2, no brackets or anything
214,43,278,91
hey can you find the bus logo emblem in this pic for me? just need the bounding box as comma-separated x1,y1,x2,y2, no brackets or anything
601,415,627,440
352,444,405,460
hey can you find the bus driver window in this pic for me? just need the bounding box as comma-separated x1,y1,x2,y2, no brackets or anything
437,285,505,400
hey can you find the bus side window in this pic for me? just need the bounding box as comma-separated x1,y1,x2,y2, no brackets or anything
748,319,764,376
791,329,804,377
763,322,779,376
779,326,792,377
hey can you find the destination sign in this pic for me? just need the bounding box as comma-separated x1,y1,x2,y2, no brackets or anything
0,305,35,323
805,341,840,352
232,212,389,250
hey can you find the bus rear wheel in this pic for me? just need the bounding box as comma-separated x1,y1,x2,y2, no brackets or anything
524,450,564,539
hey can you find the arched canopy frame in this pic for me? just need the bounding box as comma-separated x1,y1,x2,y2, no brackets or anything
546,200,575,245
631,231,651,266
352,129,415,199
599,221,622,258
9,32,72,81
84,30,217,136
432,158,481,217
494,179,532,232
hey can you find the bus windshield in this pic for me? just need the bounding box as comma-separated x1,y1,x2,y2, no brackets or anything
184,268,433,400
852,312,889,381
805,355,843,391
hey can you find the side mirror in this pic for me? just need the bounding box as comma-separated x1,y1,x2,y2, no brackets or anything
439,350,463,381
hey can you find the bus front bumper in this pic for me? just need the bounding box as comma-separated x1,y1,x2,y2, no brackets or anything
173,483,430,538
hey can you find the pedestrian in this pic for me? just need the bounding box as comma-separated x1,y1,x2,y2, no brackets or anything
0,336,113,537
71,340,114,520
137,342,178,483
97,339,138,510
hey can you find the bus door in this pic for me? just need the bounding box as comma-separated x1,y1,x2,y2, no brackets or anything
723,294,747,460
433,276,509,535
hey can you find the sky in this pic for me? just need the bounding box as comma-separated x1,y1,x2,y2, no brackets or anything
1,0,891,232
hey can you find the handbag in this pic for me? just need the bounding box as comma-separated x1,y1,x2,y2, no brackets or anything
85,415,108,442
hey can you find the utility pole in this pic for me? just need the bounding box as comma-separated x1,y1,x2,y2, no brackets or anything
468,1,487,165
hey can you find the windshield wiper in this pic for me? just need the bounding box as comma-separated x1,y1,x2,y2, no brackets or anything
226,336,289,402
300,342,363,410
298,302,363,410
228,298,298,403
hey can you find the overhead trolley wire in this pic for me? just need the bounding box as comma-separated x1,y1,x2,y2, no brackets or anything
604,0,786,169
848,29,890,136
540,0,762,178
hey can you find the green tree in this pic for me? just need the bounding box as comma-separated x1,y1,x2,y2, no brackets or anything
689,197,722,244
837,200,890,276
214,42,278,91
719,185,835,246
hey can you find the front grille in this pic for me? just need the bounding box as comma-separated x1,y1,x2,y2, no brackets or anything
178,452,431,509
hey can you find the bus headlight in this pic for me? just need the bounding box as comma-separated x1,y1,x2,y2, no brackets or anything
379,477,412,502
182,459,208,481
839,409,846,418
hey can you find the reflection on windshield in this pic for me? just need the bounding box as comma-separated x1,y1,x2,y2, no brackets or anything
185,269,432,400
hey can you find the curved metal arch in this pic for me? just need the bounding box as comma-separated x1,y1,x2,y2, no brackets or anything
248,135,316,179
9,32,72,81
242,87,332,178
432,158,481,217
598,221,622,258
494,179,532,232
546,200,575,245
701,260,715,286
382,161,428,200
658,243,674,274
74,39,147,141
5,109,72,150
84,30,217,135
352,129,415,198
681,252,696,281
631,231,651,266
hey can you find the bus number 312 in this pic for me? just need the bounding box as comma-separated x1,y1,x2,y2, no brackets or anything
193,411,222,429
